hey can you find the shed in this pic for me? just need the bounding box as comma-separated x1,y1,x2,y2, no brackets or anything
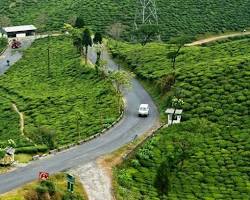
165,108,183,125
0,147,15,165
1,25,37,38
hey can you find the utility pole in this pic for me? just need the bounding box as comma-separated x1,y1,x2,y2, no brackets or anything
133,0,159,33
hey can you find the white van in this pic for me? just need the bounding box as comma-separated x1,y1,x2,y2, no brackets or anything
138,104,149,117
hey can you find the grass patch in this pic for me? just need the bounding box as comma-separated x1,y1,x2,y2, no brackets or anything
0,36,120,149
109,38,250,199
14,154,33,163
0,173,87,200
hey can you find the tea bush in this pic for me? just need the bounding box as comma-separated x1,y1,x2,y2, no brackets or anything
0,36,120,149
111,38,250,199
0,38,7,53
0,0,249,40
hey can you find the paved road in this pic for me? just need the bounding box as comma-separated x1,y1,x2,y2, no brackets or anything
0,38,34,75
0,40,159,194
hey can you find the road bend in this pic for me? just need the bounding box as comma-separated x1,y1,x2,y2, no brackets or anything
0,41,159,194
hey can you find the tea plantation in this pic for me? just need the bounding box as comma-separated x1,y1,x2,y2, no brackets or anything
0,38,7,53
109,38,250,199
0,0,250,40
0,36,120,150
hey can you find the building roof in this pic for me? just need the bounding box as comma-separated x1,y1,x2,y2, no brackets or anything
5,147,15,155
2,25,37,33
165,108,183,115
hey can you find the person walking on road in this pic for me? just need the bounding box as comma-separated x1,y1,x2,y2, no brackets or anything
6,60,10,66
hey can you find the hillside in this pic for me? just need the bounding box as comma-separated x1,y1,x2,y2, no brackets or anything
0,38,7,53
0,36,120,150
109,38,250,199
0,0,250,40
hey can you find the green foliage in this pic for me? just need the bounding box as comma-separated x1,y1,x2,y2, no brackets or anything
134,24,159,46
0,36,120,149
112,38,250,199
82,28,92,48
0,37,7,52
93,32,103,44
115,119,250,199
31,126,57,150
109,71,133,94
62,192,83,200
15,145,48,154
40,180,56,196
0,1,249,40
0,149,5,159
74,16,85,29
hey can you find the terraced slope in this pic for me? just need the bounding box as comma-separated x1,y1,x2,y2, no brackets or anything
0,36,120,149
109,38,250,199
0,0,250,40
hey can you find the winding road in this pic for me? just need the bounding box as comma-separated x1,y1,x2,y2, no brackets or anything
0,38,159,194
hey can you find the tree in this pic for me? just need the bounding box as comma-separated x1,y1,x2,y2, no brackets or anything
64,23,83,54
106,23,126,40
93,32,103,44
74,16,85,28
167,35,193,70
109,71,134,113
135,24,159,46
73,35,82,54
82,28,92,65
0,16,11,37
33,126,57,150
93,32,103,71
109,71,133,94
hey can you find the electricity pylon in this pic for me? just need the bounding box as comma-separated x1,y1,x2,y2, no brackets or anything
134,0,159,30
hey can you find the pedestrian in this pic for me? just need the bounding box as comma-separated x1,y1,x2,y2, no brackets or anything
6,60,10,66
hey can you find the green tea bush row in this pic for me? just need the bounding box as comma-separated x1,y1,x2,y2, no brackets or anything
0,0,250,40
0,36,120,148
111,38,250,199
15,145,48,154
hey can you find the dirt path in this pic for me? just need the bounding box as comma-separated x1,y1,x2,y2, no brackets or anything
71,161,114,200
12,103,34,144
12,103,24,136
186,31,250,46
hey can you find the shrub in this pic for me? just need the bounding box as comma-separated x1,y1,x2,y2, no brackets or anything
62,192,83,200
15,145,48,154
0,149,6,159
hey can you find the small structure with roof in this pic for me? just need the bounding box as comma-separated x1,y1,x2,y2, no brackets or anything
1,25,37,38
0,147,15,165
165,108,183,125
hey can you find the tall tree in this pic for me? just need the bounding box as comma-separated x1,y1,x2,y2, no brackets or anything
74,16,85,28
82,28,92,65
93,32,103,44
93,32,103,71
135,24,159,46
109,71,134,113
64,23,83,54
162,35,193,91
167,35,193,70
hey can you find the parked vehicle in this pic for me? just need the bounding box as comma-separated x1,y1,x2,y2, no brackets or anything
138,104,149,117
11,39,21,49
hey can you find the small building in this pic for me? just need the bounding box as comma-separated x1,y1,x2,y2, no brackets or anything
1,25,37,38
0,147,15,165
165,108,183,125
